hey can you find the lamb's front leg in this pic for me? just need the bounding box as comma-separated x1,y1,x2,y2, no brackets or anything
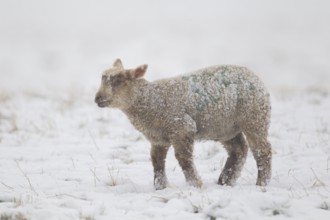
151,144,170,190
172,136,202,188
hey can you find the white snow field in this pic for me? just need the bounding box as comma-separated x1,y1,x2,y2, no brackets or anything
1,0,330,219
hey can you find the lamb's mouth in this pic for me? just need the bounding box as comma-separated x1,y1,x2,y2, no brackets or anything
97,100,112,108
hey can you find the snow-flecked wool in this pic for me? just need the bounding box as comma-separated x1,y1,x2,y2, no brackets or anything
95,59,272,189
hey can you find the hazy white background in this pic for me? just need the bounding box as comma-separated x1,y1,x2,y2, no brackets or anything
1,0,329,92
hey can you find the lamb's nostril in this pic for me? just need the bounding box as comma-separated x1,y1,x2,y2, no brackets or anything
95,96,101,103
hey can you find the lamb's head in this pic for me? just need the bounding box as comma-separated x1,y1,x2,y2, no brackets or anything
95,59,148,109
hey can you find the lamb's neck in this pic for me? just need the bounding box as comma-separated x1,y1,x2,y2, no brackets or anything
123,79,153,114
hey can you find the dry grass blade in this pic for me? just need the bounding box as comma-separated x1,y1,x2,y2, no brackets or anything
1,182,14,190
88,128,100,150
310,168,326,187
90,167,100,187
15,160,38,196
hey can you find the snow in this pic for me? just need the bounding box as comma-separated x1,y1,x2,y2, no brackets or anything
1,0,330,219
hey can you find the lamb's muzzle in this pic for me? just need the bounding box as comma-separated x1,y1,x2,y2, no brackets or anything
95,94,111,108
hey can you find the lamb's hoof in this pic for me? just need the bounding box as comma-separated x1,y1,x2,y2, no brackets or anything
155,184,167,190
218,174,235,186
256,178,269,187
154,176,168,190
188,178,203,188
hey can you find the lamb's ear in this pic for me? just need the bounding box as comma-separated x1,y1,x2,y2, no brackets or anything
113,59,123,69
132,64,148,78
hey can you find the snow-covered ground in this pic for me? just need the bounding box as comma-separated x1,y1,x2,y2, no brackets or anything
1,0,330,219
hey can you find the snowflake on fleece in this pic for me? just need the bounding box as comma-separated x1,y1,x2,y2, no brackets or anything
95,59,272,190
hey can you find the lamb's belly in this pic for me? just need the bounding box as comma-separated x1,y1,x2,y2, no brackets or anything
194,117,241,142
187,95,241,141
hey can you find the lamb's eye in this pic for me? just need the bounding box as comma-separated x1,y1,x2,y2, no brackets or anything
102,75,110,82
110,76,124,87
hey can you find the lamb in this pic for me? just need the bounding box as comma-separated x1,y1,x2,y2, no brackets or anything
95,59,272,190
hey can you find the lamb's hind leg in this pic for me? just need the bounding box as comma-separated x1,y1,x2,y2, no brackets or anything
245,132,272,186
218,132,248,186
151,144,170,190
